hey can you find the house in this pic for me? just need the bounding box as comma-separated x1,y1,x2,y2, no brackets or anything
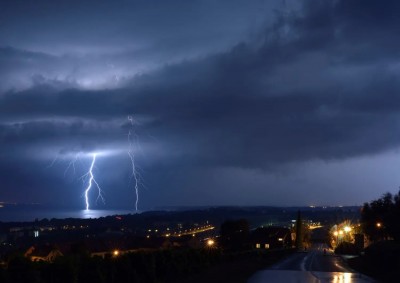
251,226,292,249
25,245,63,262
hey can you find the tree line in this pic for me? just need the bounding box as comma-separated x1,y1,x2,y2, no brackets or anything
361,190,400,242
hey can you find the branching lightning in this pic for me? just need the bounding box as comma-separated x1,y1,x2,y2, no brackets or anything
81,153,105,210
46,155,59,169
49,115,145,211
128,115,141,211
64,153,81,177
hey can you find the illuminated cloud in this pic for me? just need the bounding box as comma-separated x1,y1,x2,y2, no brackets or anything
1,0,400,208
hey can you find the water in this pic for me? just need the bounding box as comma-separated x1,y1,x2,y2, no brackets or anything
0,205,137,222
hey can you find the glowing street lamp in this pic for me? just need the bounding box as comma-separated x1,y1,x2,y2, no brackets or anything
333,231,339,247
207,239,215,247
344,226,351,233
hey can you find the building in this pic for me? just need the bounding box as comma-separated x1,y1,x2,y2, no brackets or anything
25,245,63,262
251,227,292,249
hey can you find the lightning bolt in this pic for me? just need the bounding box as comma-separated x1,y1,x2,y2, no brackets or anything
64,153,81,177
48,114,146,210
46,155,59,168
128,115,141,211
82,153,105,210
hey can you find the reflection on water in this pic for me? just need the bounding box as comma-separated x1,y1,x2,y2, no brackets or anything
0,207,138,222
248,271,374,283
79,209,136,219
332,272,353,283
314,271,374,283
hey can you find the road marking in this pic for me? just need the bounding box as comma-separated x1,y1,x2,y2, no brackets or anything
300,254,307,271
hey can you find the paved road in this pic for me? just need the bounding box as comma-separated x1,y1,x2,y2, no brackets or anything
248,243,376,283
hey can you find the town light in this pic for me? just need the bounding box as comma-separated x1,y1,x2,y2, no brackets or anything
207,239,215,247
113,250,119,256
344,226,351,233
376,222,382,228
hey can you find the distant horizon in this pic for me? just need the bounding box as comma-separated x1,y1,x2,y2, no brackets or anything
0,201,365,209
0,203,361,223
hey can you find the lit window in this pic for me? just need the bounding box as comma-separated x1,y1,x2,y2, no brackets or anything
256,243,261,249
265,244,270,249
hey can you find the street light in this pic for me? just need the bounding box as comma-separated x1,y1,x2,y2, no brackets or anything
376,222,383,241
333,231,338,248
207,239,215,247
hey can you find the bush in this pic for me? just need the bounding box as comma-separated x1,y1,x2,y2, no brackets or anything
348,241,400,282
334,241,358,255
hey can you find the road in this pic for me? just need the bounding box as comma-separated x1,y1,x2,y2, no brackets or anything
248,243,376,283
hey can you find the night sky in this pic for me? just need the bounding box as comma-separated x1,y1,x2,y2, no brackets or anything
1,0,400,210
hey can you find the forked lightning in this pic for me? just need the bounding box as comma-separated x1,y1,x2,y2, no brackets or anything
82,153,105,210
128,115,140,211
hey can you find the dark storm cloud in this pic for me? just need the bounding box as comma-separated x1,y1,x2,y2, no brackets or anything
0,0,273,54
0,118,122,152
2,0,400,166
0,0,277,92
2,0,400,206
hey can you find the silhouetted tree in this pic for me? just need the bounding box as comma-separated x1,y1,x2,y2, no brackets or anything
295,211,304,250
361,191,400,241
